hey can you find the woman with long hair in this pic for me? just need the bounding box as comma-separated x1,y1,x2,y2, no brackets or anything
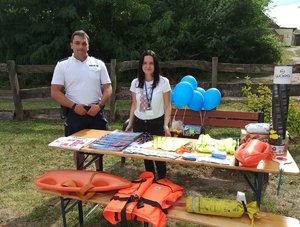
126,50,171,179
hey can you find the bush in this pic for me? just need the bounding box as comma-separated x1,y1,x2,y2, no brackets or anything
241,76,271,122
287,99,300,136
242,77,300,137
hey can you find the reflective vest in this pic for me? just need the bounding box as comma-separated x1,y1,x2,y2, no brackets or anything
103,171,184,227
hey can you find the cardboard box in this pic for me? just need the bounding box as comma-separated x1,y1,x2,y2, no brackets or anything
240,129,269,144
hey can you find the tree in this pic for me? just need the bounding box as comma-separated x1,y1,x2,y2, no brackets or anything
0,1,80,63
147,0,281,63
0,0,281,65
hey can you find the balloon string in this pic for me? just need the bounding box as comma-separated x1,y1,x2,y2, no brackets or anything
172,108,178,123
183,107,187,123
199,111,203,126
201,111,206,126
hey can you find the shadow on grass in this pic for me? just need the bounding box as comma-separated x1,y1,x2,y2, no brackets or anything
4,197,62,227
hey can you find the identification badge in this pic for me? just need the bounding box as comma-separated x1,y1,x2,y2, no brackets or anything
145,109,154,116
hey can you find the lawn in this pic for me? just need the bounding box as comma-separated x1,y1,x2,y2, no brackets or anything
0,100,300,226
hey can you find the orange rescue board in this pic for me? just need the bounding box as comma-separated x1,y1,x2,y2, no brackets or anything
34,170,132,192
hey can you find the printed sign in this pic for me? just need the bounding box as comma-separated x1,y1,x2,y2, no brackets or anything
273,66,292,84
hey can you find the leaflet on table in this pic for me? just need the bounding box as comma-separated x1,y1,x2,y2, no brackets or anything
197,156,231,165
89,130,143,151
124,147,228,163
48,136,96,151
129,141,153,148
123,147,181,159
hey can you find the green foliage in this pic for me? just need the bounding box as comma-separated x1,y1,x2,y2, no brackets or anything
0,0,79,64
242,76,272,122
242,78,300,137
287,99,300,135
0,0,280,65
0,73,10,88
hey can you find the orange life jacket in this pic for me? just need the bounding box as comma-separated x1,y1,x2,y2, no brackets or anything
103,171,154,225
103,172,184,227
132,178,184,227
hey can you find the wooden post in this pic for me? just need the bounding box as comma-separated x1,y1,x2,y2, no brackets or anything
7,60,24,120
212,57,218,88
109,59,117,121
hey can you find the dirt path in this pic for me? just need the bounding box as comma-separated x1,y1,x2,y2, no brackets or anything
249,46,300,84
290,46,300,64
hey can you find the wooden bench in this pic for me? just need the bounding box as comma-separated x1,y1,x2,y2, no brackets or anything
122,109,264,131
170,109,264,129
39,189,300,227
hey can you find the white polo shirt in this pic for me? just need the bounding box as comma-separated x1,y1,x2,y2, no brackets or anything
51,55,111,105
130,76,171,120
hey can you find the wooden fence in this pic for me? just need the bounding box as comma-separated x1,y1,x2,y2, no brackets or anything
0,58,300,121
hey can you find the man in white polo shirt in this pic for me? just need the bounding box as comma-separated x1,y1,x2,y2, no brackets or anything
51,30,112,170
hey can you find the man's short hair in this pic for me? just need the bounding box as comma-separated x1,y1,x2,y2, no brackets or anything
71,30,90,42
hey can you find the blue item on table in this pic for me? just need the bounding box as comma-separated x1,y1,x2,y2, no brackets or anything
211,151,227,159
182,152,197,161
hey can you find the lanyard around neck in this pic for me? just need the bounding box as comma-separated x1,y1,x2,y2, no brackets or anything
144,83,153,108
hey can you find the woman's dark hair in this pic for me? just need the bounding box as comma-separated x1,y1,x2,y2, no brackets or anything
137,50,160,89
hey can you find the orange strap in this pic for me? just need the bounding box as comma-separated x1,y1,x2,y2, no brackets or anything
61,171,99,201
77,171,98,200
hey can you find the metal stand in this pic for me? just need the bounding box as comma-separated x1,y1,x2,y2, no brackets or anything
60,197,100,227
242,172,269,207
60,197,83,227
76,152,103,171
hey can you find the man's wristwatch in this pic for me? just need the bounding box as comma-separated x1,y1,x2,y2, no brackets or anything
71,103,77,111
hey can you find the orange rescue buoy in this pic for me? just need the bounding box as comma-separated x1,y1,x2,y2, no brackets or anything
34,170,132,198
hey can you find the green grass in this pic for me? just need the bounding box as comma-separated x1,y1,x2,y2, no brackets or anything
295,48,300,56
281,51,294,64
0,99,58,110
0,99,132,111
0,119,128,226
0,98,247,112
281,47,296,64
1,100,300,226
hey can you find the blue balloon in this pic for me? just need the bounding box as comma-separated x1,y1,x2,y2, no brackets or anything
196,87,206,96
173,81,194,108
188,90,204,111
181,75,198,90
203,88,222,110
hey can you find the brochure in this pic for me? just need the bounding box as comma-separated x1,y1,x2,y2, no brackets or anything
48,136,96,151
89,130,142,151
